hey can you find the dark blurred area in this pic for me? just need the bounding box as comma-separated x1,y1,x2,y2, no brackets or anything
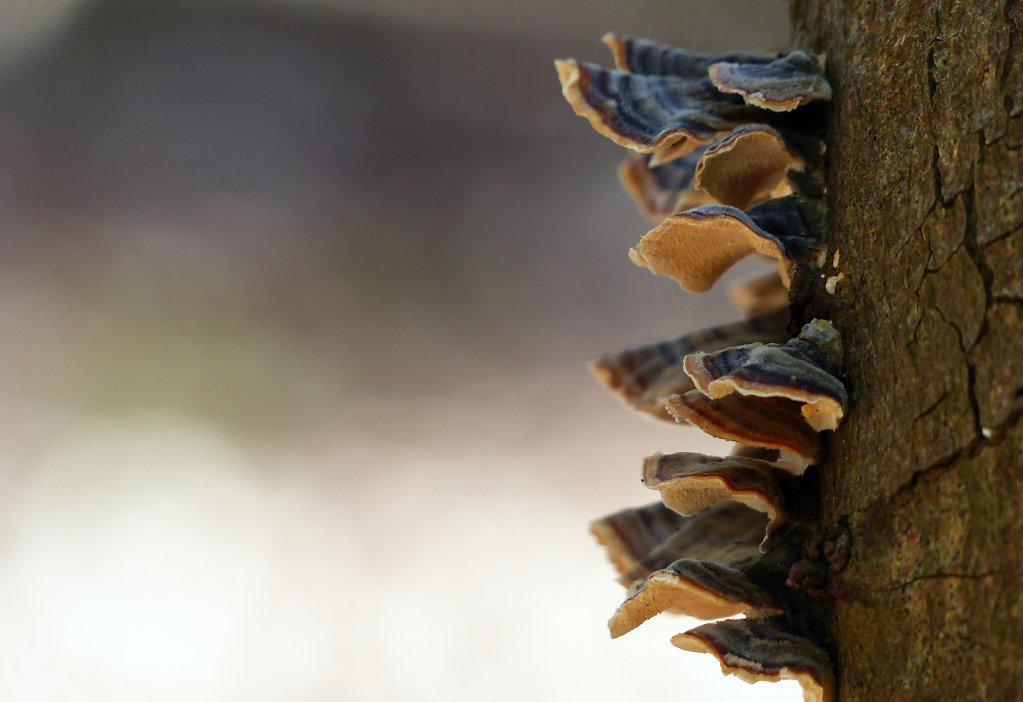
0,0,790,434
0,1,795,700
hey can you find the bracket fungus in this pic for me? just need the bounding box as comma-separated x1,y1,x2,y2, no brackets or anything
609,557,784,638
666,392,823,466
618,150,715,221
707,51,832,112
556,32,843,702
683,318,847,431
554,58,766,156
628,196,821,293
641,451,803,538
601,33,776,79
619,123,807,219
587,307,788,422
694,124,803,209
672,617,836,702
591,501,767,588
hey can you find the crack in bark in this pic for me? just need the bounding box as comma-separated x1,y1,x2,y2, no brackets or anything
961,185,993,435
881,569,999,593
1003,0,1020,118
905,389,951,437
841,393,1023,521
929,294,986,439
980,222,1023,246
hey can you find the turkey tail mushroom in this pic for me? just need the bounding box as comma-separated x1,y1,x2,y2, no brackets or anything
628,195,822,293
591,502,767,587
694,124,805,209
608,557,783,638
641,451,800,539
665,391,822,467
708,51,832,111
618,150,716,221
586,307,788,422
601,33,776,78
554,58,762,157
683,319,847,431
672,617,836,702
555,30,837,702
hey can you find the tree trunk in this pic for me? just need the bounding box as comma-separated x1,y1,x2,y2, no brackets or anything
788,1,1023,698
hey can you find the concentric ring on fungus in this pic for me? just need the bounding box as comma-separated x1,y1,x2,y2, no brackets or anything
554,58,765,156
618,150,716,221
587,307,788,422
591,501,767,587
666,391,823,466
672,617,836,702
708,51,833,111
601,33,776,78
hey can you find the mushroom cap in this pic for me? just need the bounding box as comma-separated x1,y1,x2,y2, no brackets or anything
618,150,715,222
602,33,776,78
683,319,847,431
666,391,822,467
591,501,768,586
587,308,789,422
708,50,832,111
554,59,760,155
694,124,804,209
728,271,790,317
629,195,820,293
642,451,796,537
629,205,781,293
608,558,783,638
672,617,835,702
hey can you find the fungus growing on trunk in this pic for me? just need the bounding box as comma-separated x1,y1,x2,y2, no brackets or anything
628,196,821,293
591,501,767,587
683,319,847,431
554,58,762,156
672,617,835,702
641,451,800,536
708,51,832,111
694,124,804,209
554,31,841,701
587,308,788,421
609,557,784,638
618,150,715,221
601,33,775,78
666,392,822,465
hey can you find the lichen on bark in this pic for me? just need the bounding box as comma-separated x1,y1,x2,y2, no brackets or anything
789,0,1023,698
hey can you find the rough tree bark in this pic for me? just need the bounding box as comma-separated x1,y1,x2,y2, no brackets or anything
788,1,1023,699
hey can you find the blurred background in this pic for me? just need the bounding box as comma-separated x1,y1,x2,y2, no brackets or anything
0,1,796,700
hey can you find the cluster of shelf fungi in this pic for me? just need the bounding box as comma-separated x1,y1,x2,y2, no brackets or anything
555,35,851,702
